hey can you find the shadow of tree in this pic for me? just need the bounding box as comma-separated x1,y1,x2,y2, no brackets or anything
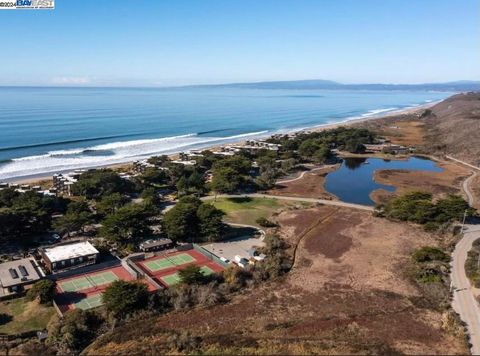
0,313,13,326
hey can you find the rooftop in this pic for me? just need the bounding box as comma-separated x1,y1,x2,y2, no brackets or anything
139,238,173,249
42,241,99,263
0,258,44,288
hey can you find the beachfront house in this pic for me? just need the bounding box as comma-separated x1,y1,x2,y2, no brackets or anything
53,170,85,196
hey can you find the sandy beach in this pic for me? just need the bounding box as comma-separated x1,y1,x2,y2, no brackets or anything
3,101,438,187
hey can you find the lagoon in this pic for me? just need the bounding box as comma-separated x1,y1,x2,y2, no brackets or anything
324,156,443,206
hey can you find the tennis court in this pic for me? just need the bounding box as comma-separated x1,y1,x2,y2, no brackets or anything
59,271,119,292
143,253,196,272
74,293,103,310
159,266,215,286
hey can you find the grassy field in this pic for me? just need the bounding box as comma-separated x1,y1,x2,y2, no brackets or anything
0,297,55,335
211,197,309,226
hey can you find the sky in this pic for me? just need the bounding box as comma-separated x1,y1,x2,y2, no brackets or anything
0,0,479,86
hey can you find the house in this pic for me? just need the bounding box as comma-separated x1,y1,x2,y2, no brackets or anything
171,159,196,166
230,140,281,154
52,170,85,196
139,238,174,252
39,241,99,273
0,258,44,297
133,160,156,174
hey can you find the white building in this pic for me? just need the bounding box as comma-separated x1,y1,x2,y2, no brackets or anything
39,241,99,273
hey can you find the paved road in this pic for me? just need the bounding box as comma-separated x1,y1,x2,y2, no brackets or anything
451,225,480,355
464,173,478,207
202,193,374,212
447,155,480,172
445,155,479,207
447,155,480,354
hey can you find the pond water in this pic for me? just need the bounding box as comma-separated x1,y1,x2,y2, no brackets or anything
324,156,444,206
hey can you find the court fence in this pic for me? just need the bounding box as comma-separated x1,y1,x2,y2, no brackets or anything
124,257,163,291
192,244,229,268
48,258,121,282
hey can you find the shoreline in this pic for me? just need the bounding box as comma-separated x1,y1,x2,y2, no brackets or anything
2,100,440,185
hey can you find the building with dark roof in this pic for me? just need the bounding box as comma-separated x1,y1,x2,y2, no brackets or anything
0,258,44,297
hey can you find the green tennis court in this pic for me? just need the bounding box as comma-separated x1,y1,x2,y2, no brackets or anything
144,253,196,272
160,266,215,286
74,294,103,310
59,271,119,292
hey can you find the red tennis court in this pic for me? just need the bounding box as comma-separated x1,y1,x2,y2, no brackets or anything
136,249,225,288
54,265,157,314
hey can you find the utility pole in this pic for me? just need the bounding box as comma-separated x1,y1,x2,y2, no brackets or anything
461,209,468,234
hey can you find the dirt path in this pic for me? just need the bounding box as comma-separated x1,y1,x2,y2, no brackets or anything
290,207,340,269
276,166,330,184
203,194,374,211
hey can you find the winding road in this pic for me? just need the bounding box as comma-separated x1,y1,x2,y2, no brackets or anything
447,155,480,355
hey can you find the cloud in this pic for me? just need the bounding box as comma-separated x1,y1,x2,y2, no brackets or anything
51,76,92,85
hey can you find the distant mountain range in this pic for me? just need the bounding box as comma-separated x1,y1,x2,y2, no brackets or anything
183,79,480,92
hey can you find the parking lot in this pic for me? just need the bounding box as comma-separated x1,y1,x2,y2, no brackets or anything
201,236,265,262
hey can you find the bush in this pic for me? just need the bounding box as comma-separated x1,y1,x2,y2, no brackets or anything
26,280,56,304
169,282,226,310
47,309,104,352
412,246,451,263
255,217,277,228
167,331,202,353
221,267,252,291
465,248,480,288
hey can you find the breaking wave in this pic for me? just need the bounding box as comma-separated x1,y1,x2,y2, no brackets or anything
0,130,269,180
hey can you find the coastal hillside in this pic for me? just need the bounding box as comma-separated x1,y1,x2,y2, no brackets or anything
183,80,480,92
357,92,480,167
422,92,480,166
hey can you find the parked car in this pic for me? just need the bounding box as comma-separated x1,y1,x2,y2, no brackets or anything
47,233,61,244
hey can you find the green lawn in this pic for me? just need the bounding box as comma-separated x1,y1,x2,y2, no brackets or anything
211,197,294,226
0,297,55,335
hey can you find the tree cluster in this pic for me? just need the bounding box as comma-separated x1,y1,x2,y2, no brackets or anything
163,196,224,242
0,188,67,245
26,279,56,304
376,191,475,230
268,126,376,160
210,155,253,194
72,169,135,200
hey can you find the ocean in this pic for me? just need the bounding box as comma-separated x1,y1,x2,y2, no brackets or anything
0,86,452,180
